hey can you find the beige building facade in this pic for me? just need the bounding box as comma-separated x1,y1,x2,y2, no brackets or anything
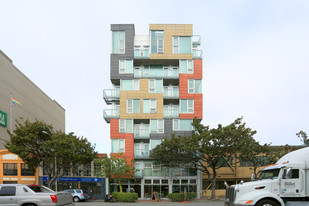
0,50,65,149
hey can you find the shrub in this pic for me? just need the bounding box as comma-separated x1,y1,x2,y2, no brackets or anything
113,192,138,202
167,192,197,201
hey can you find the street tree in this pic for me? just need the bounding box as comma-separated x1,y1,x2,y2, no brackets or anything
95,154,135,192
238,140,270,179
296,130,308,145
151,117,257,199
6,119,97,188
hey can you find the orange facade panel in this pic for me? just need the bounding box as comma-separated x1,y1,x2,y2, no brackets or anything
110,119,134,164
179,59,203,119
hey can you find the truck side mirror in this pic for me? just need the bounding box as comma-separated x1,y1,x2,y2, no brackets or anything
251,173,255,181
285,168,292,179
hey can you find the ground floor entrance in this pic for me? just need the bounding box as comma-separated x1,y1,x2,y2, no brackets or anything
110,176,201,200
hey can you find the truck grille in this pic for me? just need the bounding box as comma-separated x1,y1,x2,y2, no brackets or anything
225,186,236,203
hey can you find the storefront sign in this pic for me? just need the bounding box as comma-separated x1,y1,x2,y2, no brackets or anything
0,110,7,127
43,176,102,182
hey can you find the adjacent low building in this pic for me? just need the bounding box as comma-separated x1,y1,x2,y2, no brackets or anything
0,50,66,185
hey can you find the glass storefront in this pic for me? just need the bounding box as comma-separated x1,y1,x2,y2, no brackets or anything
41,177,105,199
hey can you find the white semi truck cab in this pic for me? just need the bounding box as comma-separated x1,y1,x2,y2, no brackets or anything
225,147,309,206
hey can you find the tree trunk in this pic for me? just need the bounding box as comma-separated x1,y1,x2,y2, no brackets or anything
118,179,123,192
211,169,217,199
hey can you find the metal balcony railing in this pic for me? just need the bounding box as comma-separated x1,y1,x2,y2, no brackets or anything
164,88,179,99
103,109,120,123
134,69,179,79
163,111,179,118
134,49,149,58
192,35,201,46
192,49,203,59
103,89,120,104
134,149,149,158
134,129,150,139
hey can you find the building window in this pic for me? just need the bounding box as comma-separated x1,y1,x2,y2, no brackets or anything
119,59,133,73
149,79,163,93
218,157,233,167
150,139,162,150
151,31,164,54
180,99,194,113
119,119,133,133
179,60,194,74
3,163,17,176
120,79,139,91
150,119,164,133
143,99,157,113
173,36,191,54
94,163,102,176
127,99,140,113
164,104,179,118
173,119,194,131
21,163,35,176
112,139,125,153
83,164,91,176
112,31,125,54
73,165,82,176
63,163,71,176
188,79,202,93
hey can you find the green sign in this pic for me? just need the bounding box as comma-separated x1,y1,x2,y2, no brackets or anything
0,110,7,127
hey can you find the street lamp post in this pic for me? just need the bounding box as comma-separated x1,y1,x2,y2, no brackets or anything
42,131,58,192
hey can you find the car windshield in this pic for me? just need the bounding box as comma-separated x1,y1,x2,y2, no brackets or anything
258,168,281,180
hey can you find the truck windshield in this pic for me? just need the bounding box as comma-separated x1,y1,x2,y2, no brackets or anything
258,168,281,180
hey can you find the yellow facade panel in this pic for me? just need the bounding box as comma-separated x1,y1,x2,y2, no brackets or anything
119,79,164,119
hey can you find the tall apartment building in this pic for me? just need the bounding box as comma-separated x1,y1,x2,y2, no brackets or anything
103,24,203,199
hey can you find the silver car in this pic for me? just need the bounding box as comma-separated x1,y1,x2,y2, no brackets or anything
62,189,88,202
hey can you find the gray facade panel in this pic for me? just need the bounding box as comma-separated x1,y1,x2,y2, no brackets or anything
110,24,135,82
0,51,65,149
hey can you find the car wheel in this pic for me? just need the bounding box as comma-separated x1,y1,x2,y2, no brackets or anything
255,199,279,206
73,196,80,202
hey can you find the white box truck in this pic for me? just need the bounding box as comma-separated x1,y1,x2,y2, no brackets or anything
225,147,309,206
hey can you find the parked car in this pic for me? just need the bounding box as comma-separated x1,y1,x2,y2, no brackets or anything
0,184,74,206
62,189,89,202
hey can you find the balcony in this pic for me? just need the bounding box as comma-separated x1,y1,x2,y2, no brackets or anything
134,129,150,139
163,110,179,118
192,49,203,59
164,87,179,99
134,49,149,59
103,109,119,123
103,89,120,104
134,68,179,79
134,149,149,158
192,35,201,46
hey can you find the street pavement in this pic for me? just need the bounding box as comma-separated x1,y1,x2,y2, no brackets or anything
75,199,224,206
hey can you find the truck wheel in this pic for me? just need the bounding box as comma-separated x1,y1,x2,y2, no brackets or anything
256,199,278,206
73,196,80,202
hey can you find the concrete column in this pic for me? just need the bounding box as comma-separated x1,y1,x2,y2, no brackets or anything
105,178,109,194
197,170,202,199
169,169,173,194
141,179,144,199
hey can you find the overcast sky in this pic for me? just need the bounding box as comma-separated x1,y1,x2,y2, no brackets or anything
1,0,308,153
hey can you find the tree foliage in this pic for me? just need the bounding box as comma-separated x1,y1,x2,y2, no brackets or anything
6,119,97,188
151,117,258,199
238,140,270,179
95,154,135,192
296,130,308,145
